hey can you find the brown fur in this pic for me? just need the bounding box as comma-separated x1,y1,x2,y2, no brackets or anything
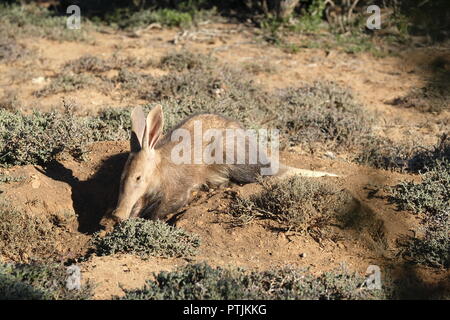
107,107,337,225
148,113,266,219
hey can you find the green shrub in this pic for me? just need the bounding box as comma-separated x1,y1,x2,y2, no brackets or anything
242,62,277,74
0,90,21,111
408,135,450,172
356,134,450,173
355,137,414,171
119,263,384,300
159,51,214,71
229,175,357,233
147,66,275,129
0,3,89,41
401,224,449,268
92,218,201,258
275,81,372,150
0,173,24,184
0,36,32,63
105,8,193,29
150,8,193,27
0,262,92,300
63,55,112,74
389,160,449,219
389,159,449,268
290,0,326,33
0,103,131,166
34,74,97,97
112,69,155,98
63,54,152,74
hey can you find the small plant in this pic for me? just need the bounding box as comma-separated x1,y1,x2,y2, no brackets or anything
389,160,450,219
401,224,449,268
0,3,90,42
356,134,450,173
389,159,450,268
119,263,384,300
408,135,450,172
242,62,277,74
292,0,326,33
159,51,213,71
63,54,152,74
0,262,92,300
229,175,357,234
92,218,201,258
0,36,32,63
34,73,97,97
0,173,24,184
0,90,21,111
105,8,193,29
112,69,155,98
63,55,112,74
275,81,372,150
0,103,132,166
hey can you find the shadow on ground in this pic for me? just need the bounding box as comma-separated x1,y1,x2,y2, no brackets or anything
388,262,450,299
39,152,128,234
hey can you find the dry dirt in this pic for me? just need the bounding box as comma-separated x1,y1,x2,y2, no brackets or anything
1,22,449,299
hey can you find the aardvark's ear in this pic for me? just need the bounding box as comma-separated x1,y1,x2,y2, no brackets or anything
130,106,146,152
142,105,164,150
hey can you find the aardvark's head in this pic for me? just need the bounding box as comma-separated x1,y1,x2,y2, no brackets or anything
111,105,164,222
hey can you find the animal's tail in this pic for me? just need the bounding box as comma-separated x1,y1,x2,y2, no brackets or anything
277,164,339,178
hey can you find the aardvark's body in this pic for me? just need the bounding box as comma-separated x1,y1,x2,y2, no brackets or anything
107,106,337,224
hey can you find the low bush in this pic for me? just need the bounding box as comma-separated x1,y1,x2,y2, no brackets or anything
0,36,32,63
356,134,450,173
159,51,214,71
92,218,201,258
0,3,89,41
147,66,275,129
63,54,152,74
34,74,97,97
0,262,92,300
389,159,449,268
229,175,357,234
119,263,384,300
401,224,449,268
275,82,372,150
389,160,449,220
0,103,130,166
